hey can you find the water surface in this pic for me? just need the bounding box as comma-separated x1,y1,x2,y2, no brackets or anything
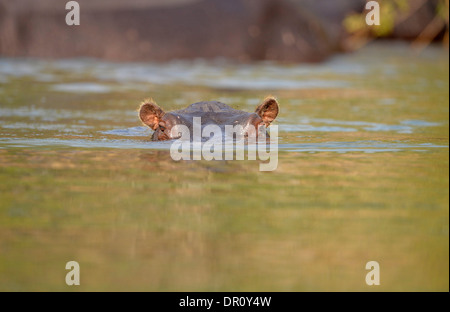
0,43,448,291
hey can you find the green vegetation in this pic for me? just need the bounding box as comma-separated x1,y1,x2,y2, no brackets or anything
343,0,449,49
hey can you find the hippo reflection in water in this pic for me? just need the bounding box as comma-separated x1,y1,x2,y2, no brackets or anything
138,97,279,141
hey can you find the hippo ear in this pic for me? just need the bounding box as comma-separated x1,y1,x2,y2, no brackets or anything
139,100,165,130
255,96,279,126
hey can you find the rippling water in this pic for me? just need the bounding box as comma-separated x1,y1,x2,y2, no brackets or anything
0,43,448,291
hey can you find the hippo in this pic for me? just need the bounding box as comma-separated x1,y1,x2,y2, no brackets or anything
138,96,279,141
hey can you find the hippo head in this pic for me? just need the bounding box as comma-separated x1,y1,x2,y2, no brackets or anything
139,97,279,141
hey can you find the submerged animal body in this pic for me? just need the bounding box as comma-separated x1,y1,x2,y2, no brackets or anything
139,97,279,141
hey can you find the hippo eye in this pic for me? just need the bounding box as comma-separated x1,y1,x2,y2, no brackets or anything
160,126,166,132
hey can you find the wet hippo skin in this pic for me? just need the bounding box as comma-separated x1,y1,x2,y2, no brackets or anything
138,97,279,141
